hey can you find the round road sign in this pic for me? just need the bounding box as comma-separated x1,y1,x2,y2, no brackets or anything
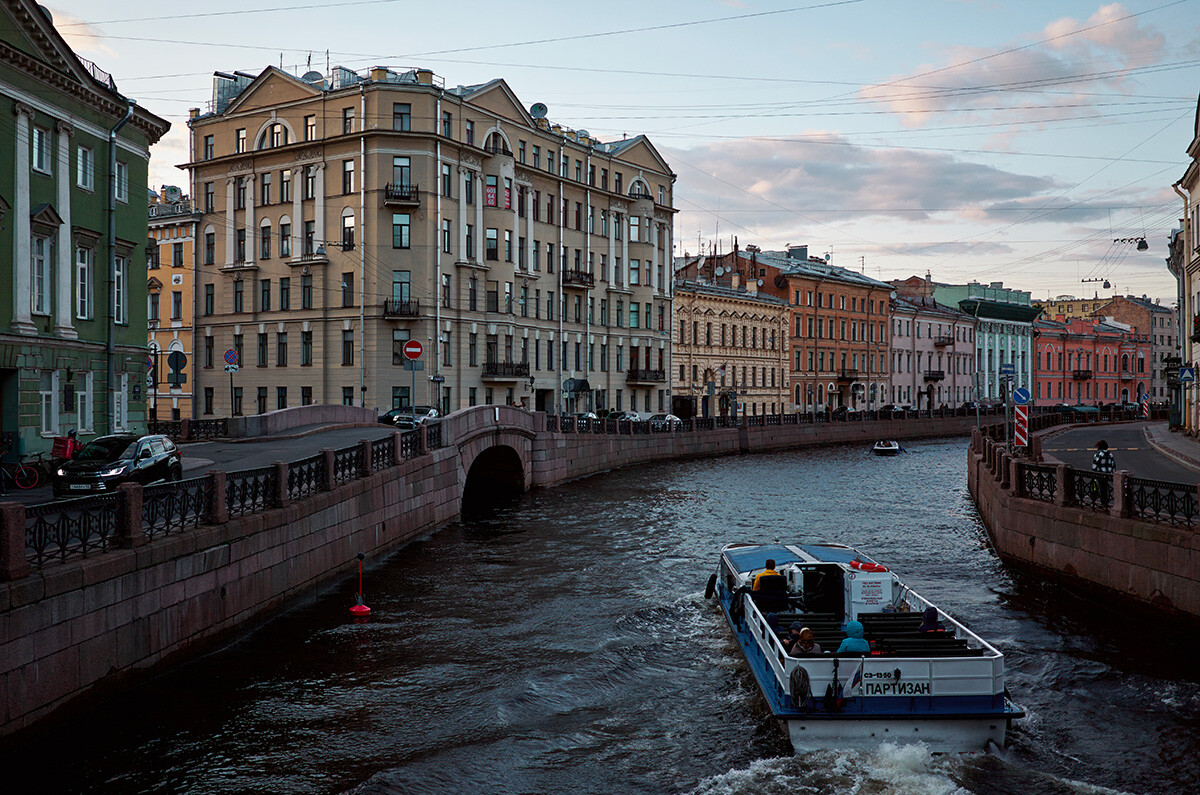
224,348,238,366
1012,387,1031,405
402,340,423,360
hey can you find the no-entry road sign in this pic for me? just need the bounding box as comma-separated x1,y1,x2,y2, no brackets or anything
402,340,423,360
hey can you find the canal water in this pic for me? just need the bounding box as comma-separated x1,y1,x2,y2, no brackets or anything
6,437,1199,794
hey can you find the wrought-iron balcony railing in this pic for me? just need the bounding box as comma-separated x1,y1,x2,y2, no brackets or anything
933,335,954,347
836,369,859,382
923,369,945,382
483,143,512,156
383,298,420,318
561,268,595,288
626,368,666,383
629,189,654,201
482,361,530,379
384,183,420,203
1073,369,1094,380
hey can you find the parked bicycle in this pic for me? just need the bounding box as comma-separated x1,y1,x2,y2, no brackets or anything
0,452,43,490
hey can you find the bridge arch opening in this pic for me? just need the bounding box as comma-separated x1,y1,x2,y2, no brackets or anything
462,445,525,517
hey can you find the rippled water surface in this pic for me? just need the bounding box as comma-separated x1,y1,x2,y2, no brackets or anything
6,438,1199,794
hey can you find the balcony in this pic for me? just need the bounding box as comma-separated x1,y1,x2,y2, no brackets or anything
383,183,420,205
483,142,512,157
1073,369,1093,380
383,298,420,318
289,248,329,267
933,335,954,347
923,369,945,382
561,268,595,289
626,368,666,384
482,361,530,380
836,369,859,382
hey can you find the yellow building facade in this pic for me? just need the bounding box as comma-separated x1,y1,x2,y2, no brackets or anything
147,187,199,420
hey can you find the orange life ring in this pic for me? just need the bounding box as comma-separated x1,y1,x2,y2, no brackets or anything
850,559,890,573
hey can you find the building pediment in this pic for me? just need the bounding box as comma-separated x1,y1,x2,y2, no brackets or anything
224,66,322,115
460,79,535,128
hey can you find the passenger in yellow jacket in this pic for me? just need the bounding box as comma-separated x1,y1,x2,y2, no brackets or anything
753,559,782,590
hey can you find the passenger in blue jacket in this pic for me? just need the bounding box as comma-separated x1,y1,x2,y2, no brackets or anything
836,620,871,653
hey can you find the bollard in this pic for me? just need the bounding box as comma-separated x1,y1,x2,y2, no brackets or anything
0,501,31,581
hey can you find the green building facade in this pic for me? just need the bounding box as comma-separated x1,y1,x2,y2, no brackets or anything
0,0,169,457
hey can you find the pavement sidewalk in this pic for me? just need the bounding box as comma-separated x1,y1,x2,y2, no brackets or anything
1143,422,1200,474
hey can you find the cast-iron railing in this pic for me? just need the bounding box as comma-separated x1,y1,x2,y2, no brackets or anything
1127,475,1198,527
191,418,228,440
227,465,278,517
1020,463,1057,502
1068,469,1112,511
371,436,395,471
400,429,421,459
147,419,182,439
333,445,364,485
25,494,120,568
142,477,212,538
287,453,326,500
426,422,443,449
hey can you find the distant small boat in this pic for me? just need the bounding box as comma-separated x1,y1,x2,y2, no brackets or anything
872,441,901,456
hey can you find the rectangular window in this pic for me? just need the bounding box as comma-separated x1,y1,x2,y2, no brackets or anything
76,145,93,189
257,333,268,366
280,169,291,202
204,336,214,368
442,163,452,197
235,128,247,153
148,293,160,322
276,387,288,410
301,274,313,309
172,291,183,319
235,178,246,210
442,111,453,137
114,255,128,323
203,135,214,160
486,228,499,261
233,280,244,313
75,247,93,319
204,284,214,315
305,115,316,140
392,103,411,131
342,159,355,194
342,107,355,134
465,120,474,146
303,221,315,255
32,126,51,173
204,182,215,213
304,165,316,199
115,161,128,202
280,223,291,258
279,277,290,310
232,387,243,415
301,330,313,365
342,330,354,365
442,218,452,253
392,156,411,188
235,228,246,262
392,213,411,248
260,279,271,312
260,172,272,205
260,227,271,259
342,215,355,250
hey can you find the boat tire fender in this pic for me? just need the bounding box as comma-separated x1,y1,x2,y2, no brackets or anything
704,573,717,600
790,665,812,712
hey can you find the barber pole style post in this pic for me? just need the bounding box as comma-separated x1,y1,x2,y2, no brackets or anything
1014,404,1029,448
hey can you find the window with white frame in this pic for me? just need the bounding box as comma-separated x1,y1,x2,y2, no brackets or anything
76,371,94,433
31,235,50,315
76,246,94,319
115,160,129,202
32,126,51,173
39,371,58,435
114,373,129,431
77,145,94,190
113,255,129,324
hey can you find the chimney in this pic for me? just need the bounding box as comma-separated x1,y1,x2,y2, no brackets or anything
370,66,389,81
188,108,200,119
416,69,434,85
747,277,758,295
787,245,808,261
731,270,740,290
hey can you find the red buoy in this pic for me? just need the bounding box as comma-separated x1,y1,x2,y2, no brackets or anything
349,553,371,616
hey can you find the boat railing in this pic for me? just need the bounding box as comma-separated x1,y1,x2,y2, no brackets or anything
898,584,999,655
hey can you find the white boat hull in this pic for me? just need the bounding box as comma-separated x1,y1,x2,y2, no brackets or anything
787,715,1008,753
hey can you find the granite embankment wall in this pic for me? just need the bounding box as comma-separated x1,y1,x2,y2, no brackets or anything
1,408,990,738
967,428,1200,621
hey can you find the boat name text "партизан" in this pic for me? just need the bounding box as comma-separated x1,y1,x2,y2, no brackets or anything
862,673,932,696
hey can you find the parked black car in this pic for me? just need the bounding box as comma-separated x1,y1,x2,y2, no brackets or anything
52,434,182,497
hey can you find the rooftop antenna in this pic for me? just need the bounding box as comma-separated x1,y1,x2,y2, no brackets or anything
326,50,330,76
860,255,865,274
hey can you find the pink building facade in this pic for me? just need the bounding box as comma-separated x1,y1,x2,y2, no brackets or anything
1033,317,1151,405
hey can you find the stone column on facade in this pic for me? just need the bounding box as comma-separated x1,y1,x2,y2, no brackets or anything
457,167,470,257
11,101,36,334
511,185,519,269
53,120,76,338
244,171,255,266
290,167,302,260
651,220,660,292
314,163,326,246
621,221,630,282
224,178,236,264
526,190,534,268
474,174,484,260
606,209,616,283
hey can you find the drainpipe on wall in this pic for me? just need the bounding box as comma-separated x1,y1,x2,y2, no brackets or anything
1173,180,1190,433
434,89,443,413
359,84,366,408
106,98,136,434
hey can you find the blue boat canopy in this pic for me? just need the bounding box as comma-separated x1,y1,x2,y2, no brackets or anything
724,544,803,573
798,543,867,564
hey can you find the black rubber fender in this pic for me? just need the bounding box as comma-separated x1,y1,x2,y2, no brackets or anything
704,573,717,599
790,665,812,712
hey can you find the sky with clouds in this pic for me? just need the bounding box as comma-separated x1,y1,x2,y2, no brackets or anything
44,0,1200,303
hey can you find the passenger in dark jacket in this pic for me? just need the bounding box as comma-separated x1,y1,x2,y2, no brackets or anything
918,606,944,633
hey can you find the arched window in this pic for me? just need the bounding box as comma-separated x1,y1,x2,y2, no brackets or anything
1121,354,1129,372
259,218,272,260
341,207,355,250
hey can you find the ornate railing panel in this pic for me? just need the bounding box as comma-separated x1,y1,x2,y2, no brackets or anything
1068,469,1112,512
398,430,420,459
142,477,212,538
1020,463,1057,502
25,495,120,567
371,436,395,471
426,422,443,449
227,465,278,517
287,453,325,499
333,446,364,485
190,418,228,440
147,419,182,439
1128,476,1198,527
546,415,559,432
560,416,577,433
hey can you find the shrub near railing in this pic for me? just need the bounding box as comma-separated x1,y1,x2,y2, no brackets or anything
1127,476,1198,527
25,494,120,567
142,477,212,538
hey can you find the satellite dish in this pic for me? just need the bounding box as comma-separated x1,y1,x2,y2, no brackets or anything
301,71,324,84
757,279,764,287
530,103,548,119
715,266,724,276
577,129,589,138
774,274,787,289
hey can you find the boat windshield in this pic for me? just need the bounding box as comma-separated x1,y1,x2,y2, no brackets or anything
724,545,803,574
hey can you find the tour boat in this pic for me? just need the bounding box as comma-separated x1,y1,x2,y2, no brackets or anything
704,542,1023,752
872,440,901,456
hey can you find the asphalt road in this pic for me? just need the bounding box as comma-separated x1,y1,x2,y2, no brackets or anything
1041,422,1199,483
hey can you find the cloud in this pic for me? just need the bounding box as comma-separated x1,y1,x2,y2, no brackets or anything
46,8,115,59
858,3,1167,129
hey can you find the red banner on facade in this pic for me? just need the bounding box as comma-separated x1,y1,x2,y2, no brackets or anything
485,185,497,207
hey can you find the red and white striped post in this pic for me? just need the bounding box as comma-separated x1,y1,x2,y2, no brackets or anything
1013,404,1029,448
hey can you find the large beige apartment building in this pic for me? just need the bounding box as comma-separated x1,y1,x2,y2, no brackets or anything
186,65,676,417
